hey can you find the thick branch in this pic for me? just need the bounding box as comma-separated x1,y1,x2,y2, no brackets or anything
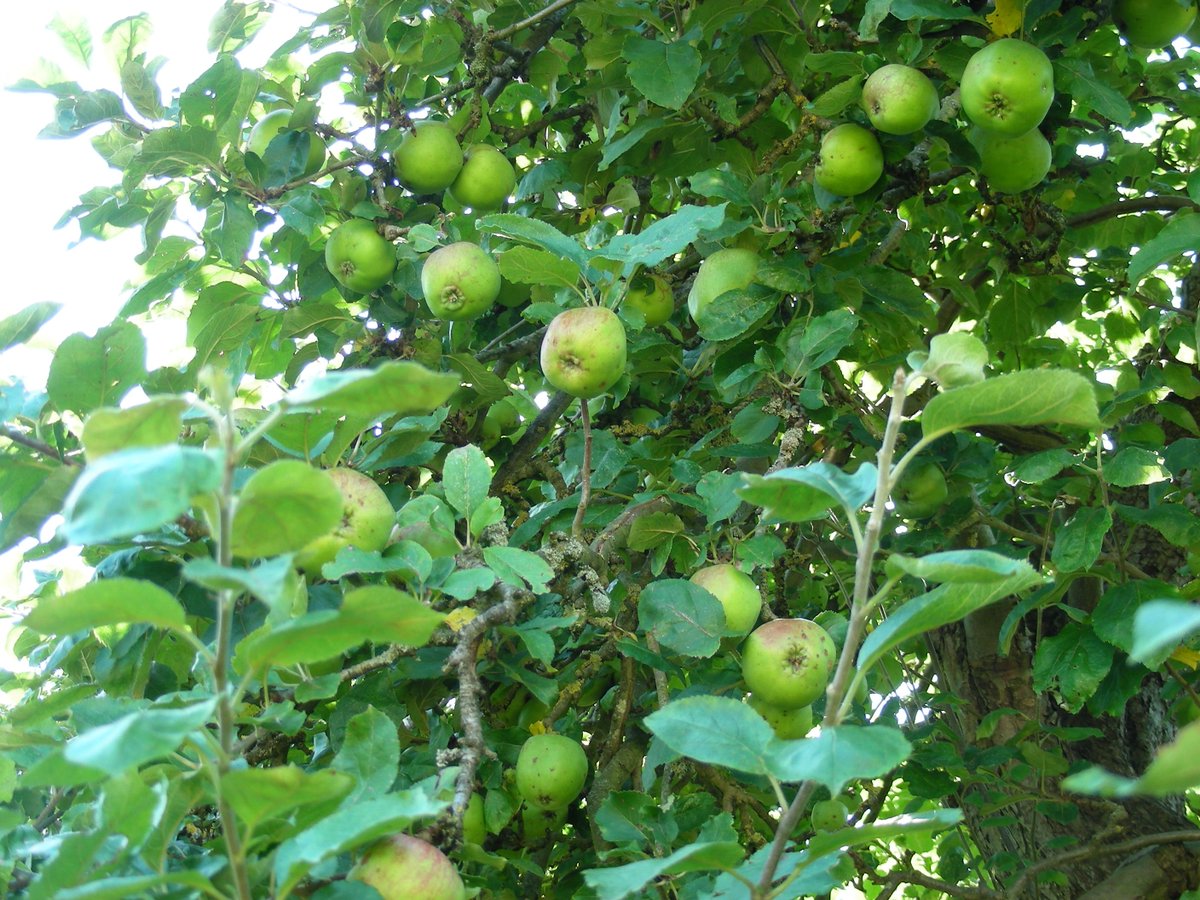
1067,195,1199,229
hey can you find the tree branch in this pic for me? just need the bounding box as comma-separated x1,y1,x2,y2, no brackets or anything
1067,195,1199,229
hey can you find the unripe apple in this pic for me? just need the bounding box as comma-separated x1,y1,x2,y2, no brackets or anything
481,399,520,449
521,804,568,841
741,618,837,710
970,127,1052,194
861,65,939,135
814,124,884,197
516,733,589,810
748,694,813,740
247,108,326,176
624,273,675,326
1113,0,1197,46
462,793,486,845
690,563,761,639
450,144,516,210
893,459,948,519
395,121,464,194
810,798,849,832
349,833,466,900
295,468,394,573
960,39,1054,137
325,219,396,293
421,242,501,321
687,248,759,323
540,307,627,399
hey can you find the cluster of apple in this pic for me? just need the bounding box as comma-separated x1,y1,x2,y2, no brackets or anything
312,120,515,323
690,563,838,740
818,0,1197,200
813,36,1058,199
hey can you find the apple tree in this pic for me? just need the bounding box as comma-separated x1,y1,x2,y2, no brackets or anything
1,0,1199,897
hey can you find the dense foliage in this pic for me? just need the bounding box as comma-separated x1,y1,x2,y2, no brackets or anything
1,0,1199,897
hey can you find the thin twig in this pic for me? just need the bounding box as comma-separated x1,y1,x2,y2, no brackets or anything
571,402,593,537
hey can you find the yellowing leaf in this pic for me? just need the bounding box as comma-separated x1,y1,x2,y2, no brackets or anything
986,0,1024,37
1171,647,1200,670
446,607,477,632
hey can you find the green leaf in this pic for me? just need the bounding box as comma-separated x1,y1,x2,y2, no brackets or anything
1130,599,1200,667
740,462,877,523
1065,719,1200,798
638,579,725,657
693,286,776,341
62,445,222,544
477,213,594,272
0,301,60,353
889,0,979,18
885,550,1033,583
47,321,147,415
766,725,912,794
779,309,858,380
908,333,988,390
439,567,496,600
627,512,685,551
1128,213,1199,284
1106,447,1169,487
22,578,187,635
498,246,581,289
283,361,460,420
623,36,702,110
1057,58,1132,125
1115,503,1200,548
81,397,188,458
205,195,257,263
921,369,1100,440
483,546,554,592
858,566,1045,674
133,125,223,177
809,76,864,117
696,473,744,526
1032,623,1114,713
583,840,745,900
599,205,727,275
65,699,217,776
1050,507,1112,573
1011,449,1076,484
222,767,354,832
645,696,776,775
443,444,492,523
232,461,343,558
330,707,400,803
53,872,218,900
182,556,298,624
235,586,444,672
273,786,450,895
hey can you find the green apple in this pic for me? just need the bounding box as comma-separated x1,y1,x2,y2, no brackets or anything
960,39,1054,137
690,563,761,639
1114,0,1197,46
421,242,501,321
481,399,520,449
810,798,849,832
687,248,759,323
324,219,396,293
521,804,568,841
861,65,939,135
624,273,675,326
516,733,589,810
741,618,837,710
462,793,486,845
540,307,627,398
814,124,884,197
893,459,948,519
449,144,516,210
349,834,466,900
970,127,1052,194
748,694,813,740
247,108,326,177
395,121,464,194
295,468,394,573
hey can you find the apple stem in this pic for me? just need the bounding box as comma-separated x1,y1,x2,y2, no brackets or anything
571,401,593,538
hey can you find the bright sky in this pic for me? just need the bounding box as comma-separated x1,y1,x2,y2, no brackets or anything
0,1,307,385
